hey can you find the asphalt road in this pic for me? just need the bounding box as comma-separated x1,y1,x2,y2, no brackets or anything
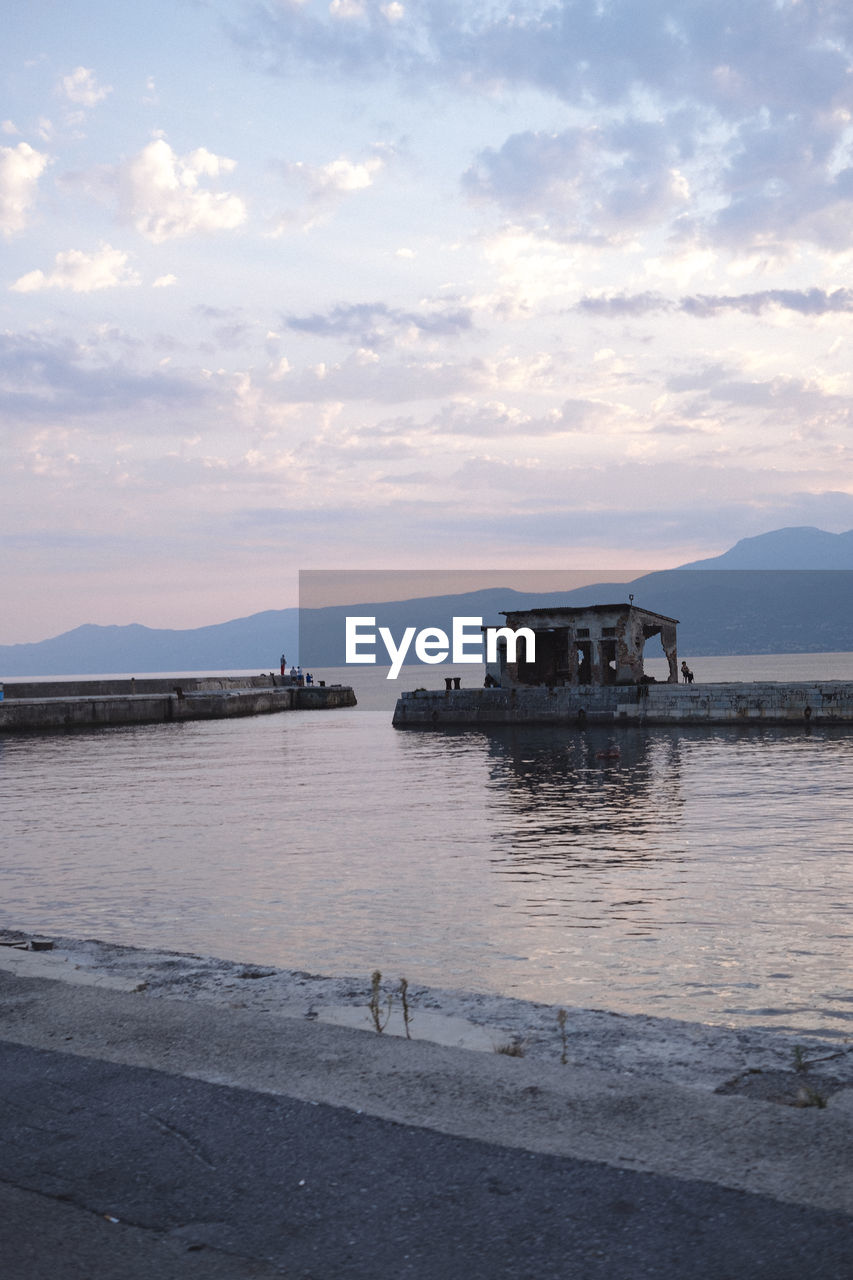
2,1039,852,1280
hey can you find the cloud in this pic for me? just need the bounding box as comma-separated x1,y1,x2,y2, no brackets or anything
377,469,433,484
212,322,255,350
301,154,383,195
269,149,388,233
682,288,853,318
10,245,141,293
578,287,853,318
707,110,853,253
577,292,673,317
238,1,853,253
463,121,692,243
441,488,853,554
258,346,484,404
235,0,419,77
223,485,853,565
283,300,474,346
465,111,853,254
330,0,366,17
59,67,112,108
415,397,611,439
662,362,853,438
0,142,48,236
0,331,204,420
152,274,177,288
120,139,247,242
237,2,853,117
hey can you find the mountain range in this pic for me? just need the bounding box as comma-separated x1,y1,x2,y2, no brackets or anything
678,526,853,569
2,526,853,677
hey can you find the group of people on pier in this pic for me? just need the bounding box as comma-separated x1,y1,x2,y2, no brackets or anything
280,656,314,686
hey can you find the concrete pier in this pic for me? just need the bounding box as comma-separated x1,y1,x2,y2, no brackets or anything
0,677,356,732
393,681,853,727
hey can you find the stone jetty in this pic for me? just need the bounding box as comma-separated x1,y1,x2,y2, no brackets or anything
393,680,853,727
0,675,356,732
394,599,853,728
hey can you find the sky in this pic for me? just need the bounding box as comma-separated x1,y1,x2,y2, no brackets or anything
4,0,853,643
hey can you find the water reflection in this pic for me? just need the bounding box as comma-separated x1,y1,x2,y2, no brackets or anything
393,721,853,1034
480,726,685,864
399,724,688,878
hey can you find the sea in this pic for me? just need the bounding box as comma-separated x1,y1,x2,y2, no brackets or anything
1,652,852,1041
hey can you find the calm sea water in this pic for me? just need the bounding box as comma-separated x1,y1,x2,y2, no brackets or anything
1,653,852,1039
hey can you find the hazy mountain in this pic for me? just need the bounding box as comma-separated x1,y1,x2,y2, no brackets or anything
612,570,853,657
3,526,853,676
677,526,853,569
0,611,298,678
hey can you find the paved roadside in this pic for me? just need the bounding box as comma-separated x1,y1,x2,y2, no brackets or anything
1,969,852,1277
2,1037,852,1280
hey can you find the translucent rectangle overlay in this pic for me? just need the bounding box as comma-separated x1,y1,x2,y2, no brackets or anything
298,570,637,673
297,568,853,674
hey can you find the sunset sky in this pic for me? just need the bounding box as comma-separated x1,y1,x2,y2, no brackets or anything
4,0,853,642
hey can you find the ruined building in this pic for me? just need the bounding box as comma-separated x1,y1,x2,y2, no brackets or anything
492,603,679,687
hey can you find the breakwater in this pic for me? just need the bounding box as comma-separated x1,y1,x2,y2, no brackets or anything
0,677,356,732
392,681,853,727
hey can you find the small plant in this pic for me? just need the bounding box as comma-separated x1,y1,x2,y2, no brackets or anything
399,976,413,1039
556,1008,569,1065
368,969,393,1034
792,1045,810,1074
367,970,414,1036
494,1039,526,1057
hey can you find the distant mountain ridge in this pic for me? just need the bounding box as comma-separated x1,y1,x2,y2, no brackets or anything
1,526,852,677
677,526,853,569
298,570,853,666
0,611,299,679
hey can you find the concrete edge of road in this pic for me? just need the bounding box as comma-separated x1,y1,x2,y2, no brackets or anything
1,964,852,1218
